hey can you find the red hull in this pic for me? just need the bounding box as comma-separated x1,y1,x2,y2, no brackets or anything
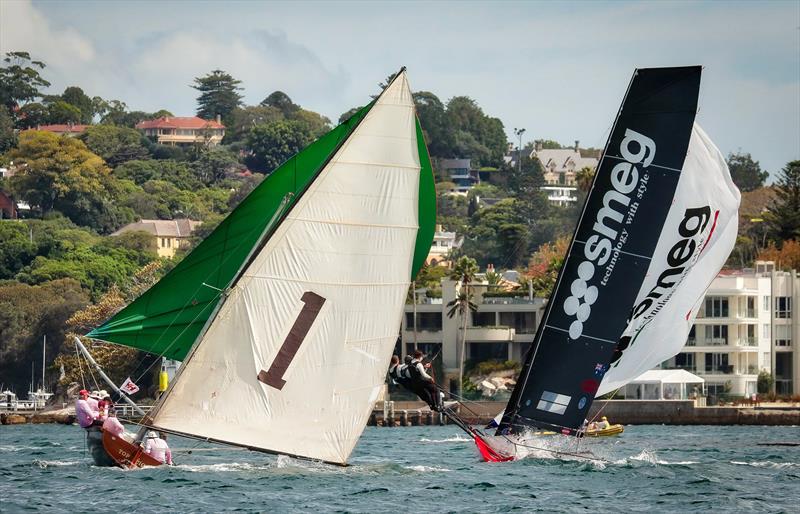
471,430,514,462
102,429,163,468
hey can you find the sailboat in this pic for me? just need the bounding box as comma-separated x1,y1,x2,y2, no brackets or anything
81,68,436,467
444,66,741,461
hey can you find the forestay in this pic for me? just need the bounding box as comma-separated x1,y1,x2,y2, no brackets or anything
499,66,704,435
598,124,740,394
149,71,429,464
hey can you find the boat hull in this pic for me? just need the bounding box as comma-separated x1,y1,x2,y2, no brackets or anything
585,424,624,437
86,426,116,467
102,429,163,468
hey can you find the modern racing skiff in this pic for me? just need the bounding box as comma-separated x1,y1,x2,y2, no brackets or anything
443,66,741,462
81,68,436,467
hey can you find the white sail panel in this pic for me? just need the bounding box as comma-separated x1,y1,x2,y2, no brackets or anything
598,124,740,395
151,72,420,464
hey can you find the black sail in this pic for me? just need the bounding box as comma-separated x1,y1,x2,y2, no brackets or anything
498,66,702,435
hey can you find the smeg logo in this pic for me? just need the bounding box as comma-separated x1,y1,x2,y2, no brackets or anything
562,261,598,339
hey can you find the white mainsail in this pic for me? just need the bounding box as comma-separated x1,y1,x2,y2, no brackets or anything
151,72,421,464
598,124,741,395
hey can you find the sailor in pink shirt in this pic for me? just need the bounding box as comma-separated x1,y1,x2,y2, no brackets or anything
75,389,97,428
101,409,126,437
144,431,173,465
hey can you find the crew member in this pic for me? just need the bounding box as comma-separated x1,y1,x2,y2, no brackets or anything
101,409,127,439
97,392,112,421
144,431,173,465
389,355,411,388
595,416,610,430
405,351,443,412
75,389,99,428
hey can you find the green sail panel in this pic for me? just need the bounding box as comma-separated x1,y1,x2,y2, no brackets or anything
86,104,373,359
411,117,436,278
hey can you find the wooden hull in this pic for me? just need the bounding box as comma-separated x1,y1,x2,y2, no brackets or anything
86,426,116,467
585,424,624,437
102,429,163,468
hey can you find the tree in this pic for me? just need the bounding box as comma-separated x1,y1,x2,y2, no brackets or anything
727,152,768,193
338,107,361,124
288,109,331,138
576,166,595,193
527,236,570,297
192,147,244,185
6,131,114,229
0,278,89,393
114,159,200,190
244,120,313,173
192,70,243,126
16,102,49,128
765,160,800,243
446,96,507,167
413,92,452,157
757,370,774,394
60,86,94,124
46,100,82,124
261,91,299,115
0,105,16,152
757,240,800,271
446,256,478,396
227,105,283,142
0,52,51,116
0,222,37,278
80,125,151,166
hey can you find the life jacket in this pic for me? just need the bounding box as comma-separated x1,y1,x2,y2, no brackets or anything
389,364,407,381
405,359,423,381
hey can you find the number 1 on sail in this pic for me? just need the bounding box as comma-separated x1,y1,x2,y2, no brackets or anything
258,292,326,390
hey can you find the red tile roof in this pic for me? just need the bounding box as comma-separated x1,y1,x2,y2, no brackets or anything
34,124,90,133
135,116,225,130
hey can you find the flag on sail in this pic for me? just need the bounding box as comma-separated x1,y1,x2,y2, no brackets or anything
120,377,140,395
597,124,740,394
498,66,704,435
140,70,435,465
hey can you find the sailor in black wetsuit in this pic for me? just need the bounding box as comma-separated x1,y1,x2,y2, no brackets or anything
388,355,410,388
404,351,443,411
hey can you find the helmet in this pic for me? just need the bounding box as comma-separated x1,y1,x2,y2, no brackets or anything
146,431,158,439
601,416,608,420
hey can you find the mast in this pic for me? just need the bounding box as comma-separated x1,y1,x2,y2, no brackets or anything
42,335,45,391
74,337,145,417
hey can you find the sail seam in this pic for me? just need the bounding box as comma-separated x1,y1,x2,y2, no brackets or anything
603,154,683,172
334,160,421,170
239,276,411,286
544,324,617,344
286,217,419,230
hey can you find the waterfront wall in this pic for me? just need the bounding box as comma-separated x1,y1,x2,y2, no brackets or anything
369,400,800,427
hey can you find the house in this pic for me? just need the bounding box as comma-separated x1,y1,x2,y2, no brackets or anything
112,219,202,258
0,191,18,219
136,116,225,147
439,158,480,192
32,124,90,136
659,261,800,400
530,140,599,206
425,226,462,267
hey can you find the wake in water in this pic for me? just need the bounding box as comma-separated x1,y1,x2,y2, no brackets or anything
419,435,471,444
731,460,798,469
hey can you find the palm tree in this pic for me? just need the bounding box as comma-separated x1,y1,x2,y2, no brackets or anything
446,256,479,396
576,166,595,193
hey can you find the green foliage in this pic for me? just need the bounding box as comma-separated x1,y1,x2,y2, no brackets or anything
757,370,774,394
0,222,37,278
462,198,527,267
413,92,451,158
16,102,49,128
727,152,768,193
261,91,299,115
60,86,94,124
0,52,51,115
80,125,151,166
244,120,314,173
46,100,82,124
192,69,243,126
765,160,800,243
467,359,521,377
338,107,362,124
5,131,129,232
114,159,200,189
227,105,283,142
0,278,89,393
446,96,507,167
0,105,16,152
191,147,244,185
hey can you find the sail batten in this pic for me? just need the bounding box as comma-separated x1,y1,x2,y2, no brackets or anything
148,70,434,464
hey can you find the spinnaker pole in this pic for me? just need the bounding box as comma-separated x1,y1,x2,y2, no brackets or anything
73,336,145,417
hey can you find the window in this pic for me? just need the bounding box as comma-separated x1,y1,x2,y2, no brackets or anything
740,296,756,318
673,352,695,371
763,324,770,339
405,312,442,331
775,325,792,347
763,352,771,368
705,353,730,373
468,342,509,361
160,237,167,247
472,312,496,327
705,296,729,317
704,325,728,345
499,312,536,334
763,296,770,311
686,326,697,345
775,297,791,318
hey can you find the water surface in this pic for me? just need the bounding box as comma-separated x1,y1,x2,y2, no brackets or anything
1,424,798,512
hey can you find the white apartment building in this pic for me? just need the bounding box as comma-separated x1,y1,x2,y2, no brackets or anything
401,279,546,392
661,261,799,397
425,227,462,267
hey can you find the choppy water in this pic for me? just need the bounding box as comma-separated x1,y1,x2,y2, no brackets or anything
1,424,798,512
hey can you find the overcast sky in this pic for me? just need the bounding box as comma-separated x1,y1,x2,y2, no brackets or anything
2,0,798,176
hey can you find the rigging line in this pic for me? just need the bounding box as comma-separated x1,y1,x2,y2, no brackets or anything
588,387,621,425
73,341,86,389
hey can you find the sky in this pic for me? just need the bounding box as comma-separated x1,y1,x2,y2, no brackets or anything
1,0,798,177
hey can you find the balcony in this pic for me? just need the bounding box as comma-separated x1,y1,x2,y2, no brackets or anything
482,296,537,305
704,365,734,375
465,326,514,342
736,337,758,347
